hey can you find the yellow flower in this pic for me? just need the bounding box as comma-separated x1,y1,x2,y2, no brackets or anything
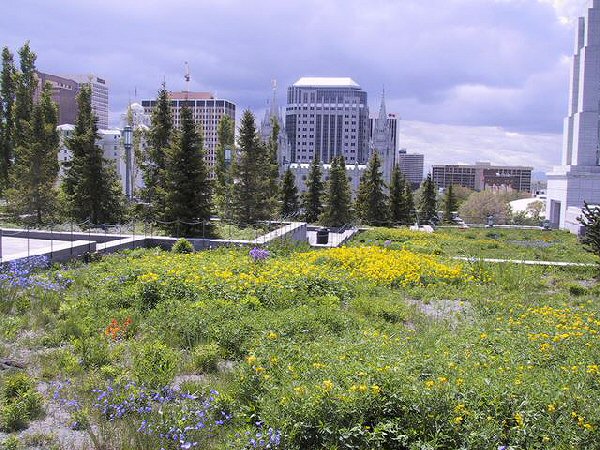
322,379,334,391
547,404,556,413
424,380,435,389
437,376,448,384
246,355,257,365
371,384,381,395
267,331,278,340
514,412,524,428
453,416,463,425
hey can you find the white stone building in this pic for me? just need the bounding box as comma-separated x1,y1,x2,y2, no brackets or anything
547,0,600,231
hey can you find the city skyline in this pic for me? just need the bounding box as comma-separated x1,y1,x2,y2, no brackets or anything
0,0,592,171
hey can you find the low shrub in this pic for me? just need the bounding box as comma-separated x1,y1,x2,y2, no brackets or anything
172,238,194,254
0,373,43,432
191,343,222,373
132,341,179,388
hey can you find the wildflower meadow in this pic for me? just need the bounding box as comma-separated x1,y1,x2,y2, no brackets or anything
0,228,599,449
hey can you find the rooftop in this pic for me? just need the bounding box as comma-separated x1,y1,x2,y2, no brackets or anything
168,91,214,100
292,77,360,88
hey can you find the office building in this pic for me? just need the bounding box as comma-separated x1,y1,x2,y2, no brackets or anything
547,0,600,231
432,162,532,192
34,72,79,125
397,149,424,188
67,74,109,129
141,91,236,174
285,77,370,165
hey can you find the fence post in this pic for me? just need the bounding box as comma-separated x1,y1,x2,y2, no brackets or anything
50,224,54,262
27,225,30,257
0,227,3,264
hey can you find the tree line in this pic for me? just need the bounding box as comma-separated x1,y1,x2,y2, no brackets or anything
0,42,458,234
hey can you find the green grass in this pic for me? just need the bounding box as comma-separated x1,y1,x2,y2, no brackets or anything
353,226,598,263
1,232,600,448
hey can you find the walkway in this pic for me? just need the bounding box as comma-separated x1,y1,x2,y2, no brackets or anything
453,256,596,267
307,228,359,247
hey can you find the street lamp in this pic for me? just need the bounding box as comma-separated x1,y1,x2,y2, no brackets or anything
123,125,133,200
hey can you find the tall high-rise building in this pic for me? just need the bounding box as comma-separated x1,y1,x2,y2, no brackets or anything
34,72,79,125
547,0,600,230
66,74,109,129
141,91,236,175
285,77,369,164
397,149,424,188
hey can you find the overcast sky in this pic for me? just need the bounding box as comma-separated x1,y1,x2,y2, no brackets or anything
0,0,592,172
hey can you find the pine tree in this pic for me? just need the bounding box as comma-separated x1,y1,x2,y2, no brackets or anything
0,47,16,191
443,184,458,223
389,164,411,225
355,152,388,225
214,115,235,217
62,85,124,224
266,116,281,214
280,167,299,218
13,42,37,154
142,83,173,218
418,173,438,225
303,156,324,223
232,110,270,225
578,202,600,271
162,105,212,237
7,82,59,223
321,155,353,227
404,183,416,225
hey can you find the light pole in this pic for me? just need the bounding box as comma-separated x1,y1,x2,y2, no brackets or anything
123,125,133,200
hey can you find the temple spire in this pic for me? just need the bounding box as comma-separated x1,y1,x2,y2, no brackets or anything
270,79,278,118
378,87,387,122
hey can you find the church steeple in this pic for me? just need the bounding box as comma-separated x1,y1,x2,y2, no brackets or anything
378,87,387,122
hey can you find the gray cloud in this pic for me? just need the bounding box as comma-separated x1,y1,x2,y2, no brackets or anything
0,0,585,170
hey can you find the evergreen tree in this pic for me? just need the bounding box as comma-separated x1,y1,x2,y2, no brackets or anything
162,105,212,237
266,116,281,213
280,167,299,218
355,152,388,225
62,85,124,224
404,183,416,225
418,173,438,225
389,164,411,225
303,155,324,223
13,42,37,154
443,184,458,223
0,47,16,191
214,115,235,217
7,82,59,223
142,83,173,217
320,155,353,227
578,202,600,271
232,110,270,225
